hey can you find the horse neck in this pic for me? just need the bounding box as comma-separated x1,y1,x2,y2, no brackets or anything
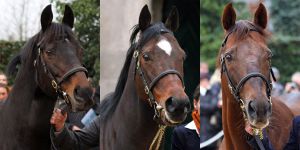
107,60,159,149
0,59,55,148
221,79,251,149
6,59,55,124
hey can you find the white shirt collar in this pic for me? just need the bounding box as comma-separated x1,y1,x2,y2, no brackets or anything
185,121,199,136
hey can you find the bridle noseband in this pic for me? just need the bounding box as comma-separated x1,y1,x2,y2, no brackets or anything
34,45,88,106
220,29,276,148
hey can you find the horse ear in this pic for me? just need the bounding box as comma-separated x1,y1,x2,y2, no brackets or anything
139,5,151,31
41,4,53,32
254,3,268,29
165,6,179,32
222,3,236,31
62,5,74,28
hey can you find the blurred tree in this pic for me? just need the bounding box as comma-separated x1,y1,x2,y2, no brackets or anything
200,0,249,71
200,0,228,70
269,0,300,83
0,41,24,84
52,0,100,87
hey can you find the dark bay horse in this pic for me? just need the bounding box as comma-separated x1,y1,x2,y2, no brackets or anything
0,5,94,149
219,3,293,150
100,5,190,150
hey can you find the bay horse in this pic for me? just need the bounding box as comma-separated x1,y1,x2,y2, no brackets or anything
0,5,94,150
100,5,190,150
219,3,293,150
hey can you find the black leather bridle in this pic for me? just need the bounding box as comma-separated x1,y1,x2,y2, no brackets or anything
133,41,185,123
34,45,88,106
220,29,276,150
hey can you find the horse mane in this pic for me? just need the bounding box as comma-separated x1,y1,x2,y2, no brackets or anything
100,22,173,121
216,20,270,68
6,23,77,79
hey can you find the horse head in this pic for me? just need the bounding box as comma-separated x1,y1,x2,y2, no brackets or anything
220,3,273,129
134,5,190,126
35,5,94,111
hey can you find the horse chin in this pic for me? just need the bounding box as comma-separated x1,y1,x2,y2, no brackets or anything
160,110,187,126
248,119,269,130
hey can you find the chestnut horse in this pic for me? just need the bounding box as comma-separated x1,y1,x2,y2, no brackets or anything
218,3,293,150
100,5,190,150
0,5,94,149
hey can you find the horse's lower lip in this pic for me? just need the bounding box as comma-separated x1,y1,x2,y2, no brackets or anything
164,111,187,125
249,120,268,130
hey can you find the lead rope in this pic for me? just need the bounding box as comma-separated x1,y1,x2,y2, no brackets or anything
149,125,167,150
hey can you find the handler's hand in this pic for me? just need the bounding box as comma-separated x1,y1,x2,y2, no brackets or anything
50,109,67,132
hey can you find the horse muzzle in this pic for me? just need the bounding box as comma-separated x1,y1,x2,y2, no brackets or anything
246,99,272,129
163,96,191,125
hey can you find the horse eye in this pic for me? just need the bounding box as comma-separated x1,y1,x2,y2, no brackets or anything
65,38,70,42
143,53,150,61
225,54,232,61
45,50,54,55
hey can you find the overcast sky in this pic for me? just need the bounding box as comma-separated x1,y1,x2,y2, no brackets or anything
0,0,60,41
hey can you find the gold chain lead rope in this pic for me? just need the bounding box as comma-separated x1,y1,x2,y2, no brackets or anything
253,128,264,140
149,125,167,150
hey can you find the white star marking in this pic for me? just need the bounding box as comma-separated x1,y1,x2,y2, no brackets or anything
157,39,172,56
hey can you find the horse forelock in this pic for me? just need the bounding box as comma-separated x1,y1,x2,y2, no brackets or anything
130,22,173,49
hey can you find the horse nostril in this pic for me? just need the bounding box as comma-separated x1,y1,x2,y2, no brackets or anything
248,100,257,118
165,97,190,114
74,86,79,96
166,97,176,113
266,101,272,116
73,86,93,103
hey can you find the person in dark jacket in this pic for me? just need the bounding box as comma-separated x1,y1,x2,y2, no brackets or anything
200,73,221,150
50,109,100,150
171,84,200,150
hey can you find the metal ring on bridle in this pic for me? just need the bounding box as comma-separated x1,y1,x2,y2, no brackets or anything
133,50,139,58
51,80,58,90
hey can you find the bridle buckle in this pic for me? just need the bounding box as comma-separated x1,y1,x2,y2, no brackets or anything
144,86,149,94
62,91,71,105
133,50,139,58
51,80,58,90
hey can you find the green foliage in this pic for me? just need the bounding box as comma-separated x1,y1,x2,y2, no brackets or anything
269,36,300,83
200,1,250,71
52,0,100,87
200,0,227,68
269,0,300,83
0,41,24,72
271,0,300,36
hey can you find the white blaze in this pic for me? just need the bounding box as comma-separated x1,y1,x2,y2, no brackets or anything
157,39,172,56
